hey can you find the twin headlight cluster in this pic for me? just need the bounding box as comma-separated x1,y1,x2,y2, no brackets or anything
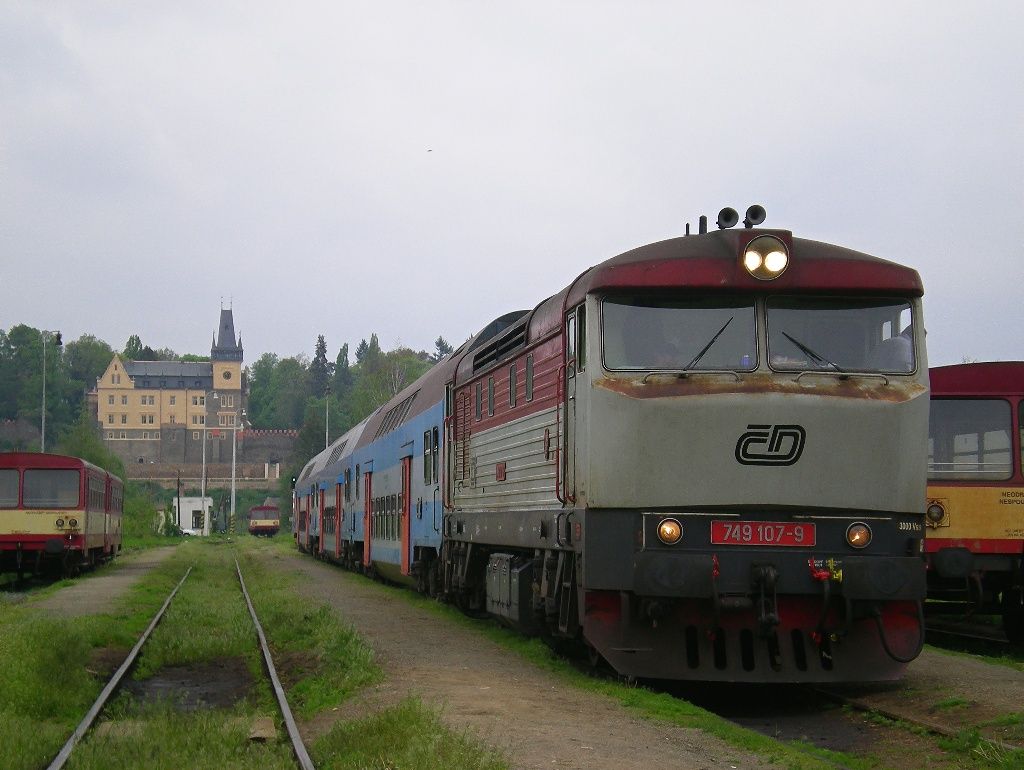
743,235,789,280
55,517,79,529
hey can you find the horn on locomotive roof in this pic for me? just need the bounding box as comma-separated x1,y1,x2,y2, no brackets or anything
716,207,739,229
744,204,766,228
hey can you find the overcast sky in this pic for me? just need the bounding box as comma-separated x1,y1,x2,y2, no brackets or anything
2,2,1021,368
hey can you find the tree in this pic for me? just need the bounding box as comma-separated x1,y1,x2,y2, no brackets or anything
355,339,369,364
433,336,453,361
333,343,353,403
56,409,126,478
123,335,144,360
309,334,333,397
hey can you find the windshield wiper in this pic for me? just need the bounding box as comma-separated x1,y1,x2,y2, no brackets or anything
683,317,733,370
780,332,844,372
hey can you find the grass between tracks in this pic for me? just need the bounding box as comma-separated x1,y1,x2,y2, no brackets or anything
0,538,506,770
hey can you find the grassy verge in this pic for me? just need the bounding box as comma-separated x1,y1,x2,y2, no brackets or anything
0,537,507,770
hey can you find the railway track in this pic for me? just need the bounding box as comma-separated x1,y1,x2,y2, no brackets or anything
45,561,314,770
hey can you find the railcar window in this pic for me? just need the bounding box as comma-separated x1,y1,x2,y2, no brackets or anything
767,297,914,373
488,377,494,416
526,355,534,401
602,296,756,371
476,383,483,420
0,469,18,507
23,469,80,508
577,304,587,371
432,426,439,483
424,430,432,484
509,364,517,407
929,398,1013,480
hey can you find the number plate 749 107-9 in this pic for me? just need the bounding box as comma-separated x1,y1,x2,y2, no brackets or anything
710,521,815,546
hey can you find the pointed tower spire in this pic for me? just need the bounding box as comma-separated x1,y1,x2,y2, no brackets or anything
211,307,244,362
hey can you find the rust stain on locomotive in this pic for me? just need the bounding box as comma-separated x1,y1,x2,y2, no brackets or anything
594,372,926,402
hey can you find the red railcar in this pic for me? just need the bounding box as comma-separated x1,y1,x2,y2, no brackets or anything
925,362,1024,642
0,452,123,576
248,504,280,537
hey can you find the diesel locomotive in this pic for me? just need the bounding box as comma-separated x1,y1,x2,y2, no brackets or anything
294,207,929,682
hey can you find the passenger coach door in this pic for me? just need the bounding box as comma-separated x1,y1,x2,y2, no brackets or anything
363,471,373,567
401,456,412,576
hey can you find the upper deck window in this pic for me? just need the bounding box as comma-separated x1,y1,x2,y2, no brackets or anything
928,398,1013,480
23,469,80,509
602,295,756,371
0,469,18,508
767,297,914,374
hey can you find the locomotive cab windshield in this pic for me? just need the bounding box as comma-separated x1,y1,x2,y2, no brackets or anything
600,293,917,375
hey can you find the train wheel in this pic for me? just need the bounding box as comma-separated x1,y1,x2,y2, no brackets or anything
1002,589,1024,645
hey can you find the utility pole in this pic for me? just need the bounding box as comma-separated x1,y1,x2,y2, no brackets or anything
40,330,62,452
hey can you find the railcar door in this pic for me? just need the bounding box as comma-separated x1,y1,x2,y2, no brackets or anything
335,483,342,558
564,306,583,502
401,456,412,576
363,471,373,567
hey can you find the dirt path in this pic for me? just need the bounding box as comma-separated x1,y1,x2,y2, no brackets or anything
31,546,178,617
271,551,771,770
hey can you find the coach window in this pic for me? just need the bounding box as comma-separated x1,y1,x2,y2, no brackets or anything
431,427,439,483
488,377,495,416
0,470,18,507
356,465,360,499
424,431,432,484
23,469,80,508
928,398,1012,480
475,382,483,420
509,364,517,407
526,354,534,401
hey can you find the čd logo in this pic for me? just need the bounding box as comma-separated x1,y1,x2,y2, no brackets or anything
735,424,806,466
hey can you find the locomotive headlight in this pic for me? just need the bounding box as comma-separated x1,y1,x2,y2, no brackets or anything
764,250,788,273
68,518,78,528
55,518,65,528
657,518,683,545
926,503,946,525
743,235,789,280
845,522,872,549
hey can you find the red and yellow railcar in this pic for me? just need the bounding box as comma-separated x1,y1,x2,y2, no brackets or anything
0,452,123,576
925,362,1024,642
248,504,280,537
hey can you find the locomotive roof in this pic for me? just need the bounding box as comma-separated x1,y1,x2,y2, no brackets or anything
455,228,924,383
562,229,923,304
930,362,1024,396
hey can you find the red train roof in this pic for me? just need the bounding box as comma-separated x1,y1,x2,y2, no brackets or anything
930,362,1024,396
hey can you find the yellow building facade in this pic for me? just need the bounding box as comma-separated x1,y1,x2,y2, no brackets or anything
95,309,245,465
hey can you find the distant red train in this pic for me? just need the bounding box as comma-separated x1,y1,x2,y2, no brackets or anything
0,452,123,576
248,505,280,537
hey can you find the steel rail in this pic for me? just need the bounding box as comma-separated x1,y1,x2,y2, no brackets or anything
47,566,193,770
235,558,315,770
